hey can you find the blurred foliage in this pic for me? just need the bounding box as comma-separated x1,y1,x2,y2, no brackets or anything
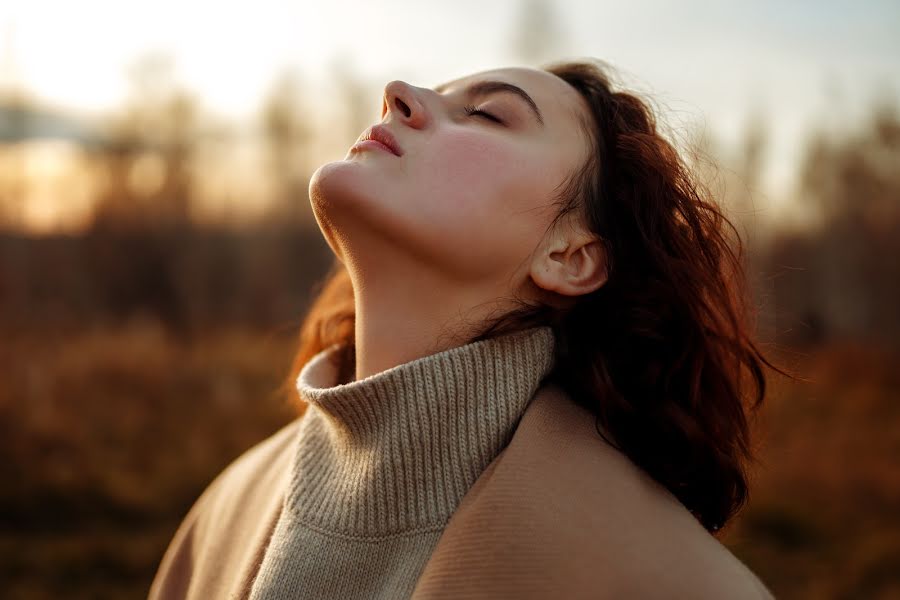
767,101,900,348
726,343,900,599
0,322,300,599
0,226,333,336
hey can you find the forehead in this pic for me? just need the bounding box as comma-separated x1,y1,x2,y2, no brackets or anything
435,67,589,135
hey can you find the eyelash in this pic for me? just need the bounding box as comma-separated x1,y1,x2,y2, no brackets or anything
463,104,502,124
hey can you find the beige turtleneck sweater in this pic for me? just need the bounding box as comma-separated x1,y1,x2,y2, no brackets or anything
246,325,556,599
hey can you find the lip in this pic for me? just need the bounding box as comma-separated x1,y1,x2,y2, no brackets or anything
354,124,403,157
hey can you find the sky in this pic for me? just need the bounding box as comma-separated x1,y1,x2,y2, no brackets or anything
2,0,899,218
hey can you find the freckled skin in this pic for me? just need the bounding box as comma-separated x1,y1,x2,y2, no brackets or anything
307,66,606,381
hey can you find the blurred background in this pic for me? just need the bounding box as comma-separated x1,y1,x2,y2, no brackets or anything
1,0,898,598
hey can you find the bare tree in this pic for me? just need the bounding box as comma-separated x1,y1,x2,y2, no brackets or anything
260,69,313,227
510,0,567,64
93,54,199,230
768,94,900,346
332,54,376,147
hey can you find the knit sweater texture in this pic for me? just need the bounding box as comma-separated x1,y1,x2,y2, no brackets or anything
246,325,556,599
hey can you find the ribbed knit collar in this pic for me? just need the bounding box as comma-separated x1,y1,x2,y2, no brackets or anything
287,325,556,539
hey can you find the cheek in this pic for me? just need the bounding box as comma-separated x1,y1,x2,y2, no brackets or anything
410,130,561,276
419,131,527,207
418,130,555,221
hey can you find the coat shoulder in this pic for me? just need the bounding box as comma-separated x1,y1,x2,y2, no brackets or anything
413,383,775,600
149,416,303,599
187,415,301,530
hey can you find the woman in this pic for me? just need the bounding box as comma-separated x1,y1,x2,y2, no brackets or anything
150,59,778,599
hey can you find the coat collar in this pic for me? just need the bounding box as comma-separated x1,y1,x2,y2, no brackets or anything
412,382,775,599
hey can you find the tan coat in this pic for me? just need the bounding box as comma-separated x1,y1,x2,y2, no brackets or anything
149,383,775,599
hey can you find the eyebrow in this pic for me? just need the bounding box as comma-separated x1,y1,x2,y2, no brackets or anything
433,79,545,126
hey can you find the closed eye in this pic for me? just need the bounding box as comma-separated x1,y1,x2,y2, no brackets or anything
463,104,503,124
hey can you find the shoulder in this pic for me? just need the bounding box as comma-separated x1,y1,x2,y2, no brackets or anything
513,383,774,598
192,415,302,525
415,384,774,600
149,416,303,599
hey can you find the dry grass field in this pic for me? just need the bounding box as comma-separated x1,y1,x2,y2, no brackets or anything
1,322,898,598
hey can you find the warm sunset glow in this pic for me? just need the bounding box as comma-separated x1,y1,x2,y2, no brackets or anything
2,5,899,599
1,0,898,232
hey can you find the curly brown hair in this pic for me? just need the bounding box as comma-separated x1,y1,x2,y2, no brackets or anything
284,58,782,536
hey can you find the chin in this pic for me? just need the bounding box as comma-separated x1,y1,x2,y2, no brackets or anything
308,159,398,256
310,160,354,200
309,160,362,214
307,161,353,256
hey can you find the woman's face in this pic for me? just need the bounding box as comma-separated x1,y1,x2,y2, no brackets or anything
309,66,591,289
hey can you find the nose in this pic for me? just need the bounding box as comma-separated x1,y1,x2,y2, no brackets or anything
382,80,429,129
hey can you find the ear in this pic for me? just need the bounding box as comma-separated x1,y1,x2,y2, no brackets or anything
530,228,608,297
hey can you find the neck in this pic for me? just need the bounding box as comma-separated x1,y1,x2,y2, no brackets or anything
350,270,514,382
